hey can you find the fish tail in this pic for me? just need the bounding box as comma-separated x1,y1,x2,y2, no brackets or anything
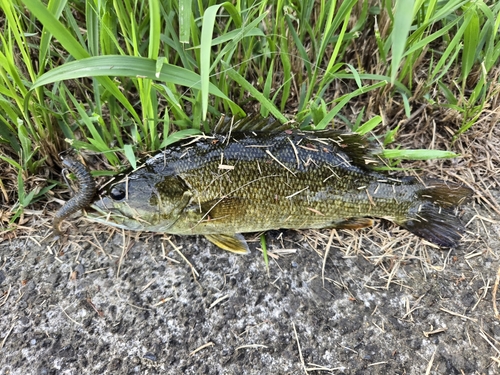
397,180,472,247
416,179,472,207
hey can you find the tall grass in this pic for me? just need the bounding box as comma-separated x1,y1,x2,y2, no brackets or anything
1,0,499,228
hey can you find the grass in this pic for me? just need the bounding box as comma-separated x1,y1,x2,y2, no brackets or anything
0,0,500,232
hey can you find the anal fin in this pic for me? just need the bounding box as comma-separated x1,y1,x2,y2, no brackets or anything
333,217,374,229
204,233,250,254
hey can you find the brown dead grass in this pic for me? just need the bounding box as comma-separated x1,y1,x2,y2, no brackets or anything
3,76,499,285
2,9,500,303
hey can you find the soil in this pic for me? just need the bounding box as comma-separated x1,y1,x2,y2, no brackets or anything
1,189,499,375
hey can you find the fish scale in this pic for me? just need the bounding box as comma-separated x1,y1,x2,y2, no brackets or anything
89,127,471,253
157,134,381,231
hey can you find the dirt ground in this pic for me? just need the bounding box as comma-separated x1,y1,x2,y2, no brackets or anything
1,124,500,374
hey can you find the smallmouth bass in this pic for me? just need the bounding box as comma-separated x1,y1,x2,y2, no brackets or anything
87,119,472,253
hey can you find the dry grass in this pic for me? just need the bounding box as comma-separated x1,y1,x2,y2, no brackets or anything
1,4,499,319
3,105,498,311
3,96,499,283
278,68,500,297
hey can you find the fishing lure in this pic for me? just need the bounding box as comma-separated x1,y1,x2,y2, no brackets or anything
52,154,96,239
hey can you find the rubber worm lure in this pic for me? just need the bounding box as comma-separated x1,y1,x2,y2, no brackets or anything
52,155,97,239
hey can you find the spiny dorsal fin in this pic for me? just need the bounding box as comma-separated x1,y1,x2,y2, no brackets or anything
214,115,381,168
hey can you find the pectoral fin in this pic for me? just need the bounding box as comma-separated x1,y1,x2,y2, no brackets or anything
204,233,250,254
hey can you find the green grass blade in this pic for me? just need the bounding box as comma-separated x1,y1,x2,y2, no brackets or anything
23,0,90,59
222,61,286,123
319,9,351,90
179,0,192,44
210,26,265,46
123,144,137,169
261,59,275,118
30,56,242,111
0,118,21,153
200,5,222,122
23,0,140,123
86,0,99,55
260,233,269,271
160,128,202,148
316,81,387,130
403,18,458,57
462,5,480,83
391,0,415,83
429,18,468,85
148,0,161,59
285,14,312,79
200,2,242,121
484,6,500,70
382,149,459,160
355,116,383,135
0,154,22,170
39,0,67,70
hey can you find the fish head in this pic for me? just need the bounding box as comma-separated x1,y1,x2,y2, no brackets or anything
89,167,192,232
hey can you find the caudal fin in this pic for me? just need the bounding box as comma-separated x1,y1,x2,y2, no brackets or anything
398,180,472,247
416,179,472,207
400,203,466,247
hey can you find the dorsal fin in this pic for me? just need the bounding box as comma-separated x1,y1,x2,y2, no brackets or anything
213,115,382,168
212,114,294,134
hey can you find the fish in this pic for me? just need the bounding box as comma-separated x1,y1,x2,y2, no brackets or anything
89,117,472,253
53,154,97,239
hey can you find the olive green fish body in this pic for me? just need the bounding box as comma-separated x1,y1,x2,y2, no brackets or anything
92,130,471,252
164,135,410,233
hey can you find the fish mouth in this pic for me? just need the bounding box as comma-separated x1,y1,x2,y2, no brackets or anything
85,198,146,231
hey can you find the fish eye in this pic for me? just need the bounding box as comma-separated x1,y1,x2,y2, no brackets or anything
110,187,126,201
